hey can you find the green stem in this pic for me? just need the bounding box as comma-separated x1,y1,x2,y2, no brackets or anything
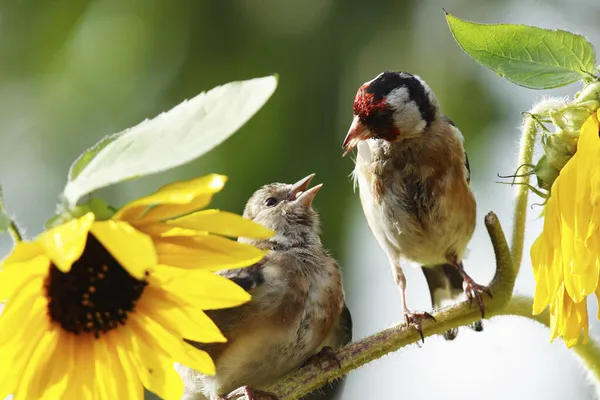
502,296,600,392
0,186,22,243
264,212,515,399
510,115,538,272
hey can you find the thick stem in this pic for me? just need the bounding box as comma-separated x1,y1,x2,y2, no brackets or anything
263,212,514,399
502,296,600,396
510,115,538,272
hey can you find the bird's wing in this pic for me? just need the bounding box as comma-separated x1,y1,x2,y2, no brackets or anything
184,259,269,359
218,258,267,293
441,114,470,184
321,302,353,349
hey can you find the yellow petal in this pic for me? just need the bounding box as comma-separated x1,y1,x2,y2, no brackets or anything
91,220,157,280
0,280,46,346
38,330,72,400
1,241,44,270
154,234,266,271
151,265,251,310
129,312,216,375
108,331,144,400
38,212,95,272
117,323,184,400
61,334,95,399
115,174,227,223
169,209,274,239
93,334,119,399
0,255,47,301
94,331,142,400
138,285,227,343
0,298,48,399
15,328,60,400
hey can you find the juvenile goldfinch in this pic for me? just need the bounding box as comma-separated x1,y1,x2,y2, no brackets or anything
177,174,352,400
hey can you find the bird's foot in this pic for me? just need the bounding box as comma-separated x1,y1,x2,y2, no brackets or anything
303,345,342,370
221,386,279,400
403,309,436,343
462,276,492,318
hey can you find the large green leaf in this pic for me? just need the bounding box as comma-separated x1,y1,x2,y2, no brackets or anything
446,13,597,89
63,75,278,207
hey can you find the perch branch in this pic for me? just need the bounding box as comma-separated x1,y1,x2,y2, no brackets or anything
263,212,515,399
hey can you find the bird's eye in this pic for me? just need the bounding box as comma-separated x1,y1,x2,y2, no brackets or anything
265,197,278,207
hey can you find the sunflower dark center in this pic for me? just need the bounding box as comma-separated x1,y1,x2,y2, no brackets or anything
44,234,148,338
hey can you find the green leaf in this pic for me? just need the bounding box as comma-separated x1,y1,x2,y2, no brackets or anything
46,197,117,229
63,75,278,207
67,131,124,181
446,13,597,89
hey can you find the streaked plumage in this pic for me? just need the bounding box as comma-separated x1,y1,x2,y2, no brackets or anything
177,174,351,400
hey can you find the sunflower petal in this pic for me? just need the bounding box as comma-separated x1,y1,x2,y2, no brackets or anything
129,312,216,375
155,235,266,271
169,209,273,239
0,298,48,399
115,174,227,223
109,331,144,400
0,280,46,345
138,285,227,343
94,332,123,400
118,322,184,400
0,255,47,302
151,265,251,310
15,328,60,400
91,220,156,280
38,330,72,400
38,212,95,272
1,241,44,270
61,334,95,399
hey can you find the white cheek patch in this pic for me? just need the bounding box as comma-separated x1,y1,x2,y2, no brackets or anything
385,86,410,108
386,87,427,136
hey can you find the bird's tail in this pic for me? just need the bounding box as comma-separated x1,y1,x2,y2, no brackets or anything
421,264,483,340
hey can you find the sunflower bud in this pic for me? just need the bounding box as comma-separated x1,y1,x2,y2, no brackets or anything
534,155,559,192
533,82,600,190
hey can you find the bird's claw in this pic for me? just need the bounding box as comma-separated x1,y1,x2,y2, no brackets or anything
404,310,436,343
221,386,279,400
463,277,492,318
303,345,342,370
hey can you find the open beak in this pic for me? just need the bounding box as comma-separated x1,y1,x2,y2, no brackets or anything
292,183,323,207
342,116,371,157
287,173,315,201
287,173,322,207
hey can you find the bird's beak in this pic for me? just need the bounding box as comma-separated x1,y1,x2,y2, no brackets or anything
292,183,323,207
342,116,371,157
287,173,315,201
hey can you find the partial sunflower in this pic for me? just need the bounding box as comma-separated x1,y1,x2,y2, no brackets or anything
0,174,273,400
531,110,600,348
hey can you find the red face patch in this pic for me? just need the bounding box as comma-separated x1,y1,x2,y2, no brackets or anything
353,84,386,120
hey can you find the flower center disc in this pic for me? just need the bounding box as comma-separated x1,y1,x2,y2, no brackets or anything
45,234,147,338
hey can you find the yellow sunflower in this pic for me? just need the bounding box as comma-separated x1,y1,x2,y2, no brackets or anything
531,109,600,348
0,174,273,400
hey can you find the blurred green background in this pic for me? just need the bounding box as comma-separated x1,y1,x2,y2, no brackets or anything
0,1,599,399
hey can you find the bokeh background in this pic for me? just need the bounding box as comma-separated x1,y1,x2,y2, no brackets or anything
1,0,599,399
